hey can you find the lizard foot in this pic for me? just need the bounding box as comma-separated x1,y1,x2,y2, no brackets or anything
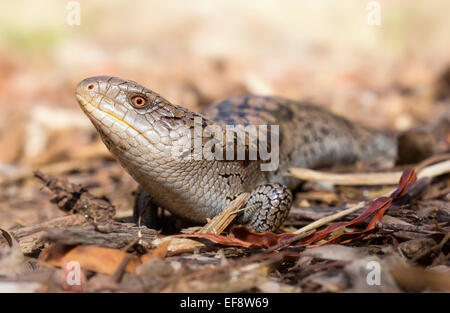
239,183,292,232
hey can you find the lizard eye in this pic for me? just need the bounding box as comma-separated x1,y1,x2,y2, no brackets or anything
131,95,148,108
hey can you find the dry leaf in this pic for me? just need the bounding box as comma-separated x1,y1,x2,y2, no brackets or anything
152,237,204,253
42,244,141,275
140,240,171,264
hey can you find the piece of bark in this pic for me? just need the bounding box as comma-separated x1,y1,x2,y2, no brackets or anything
391,231,430,240
398,238,437,259
9,214,89,254
34,170,115,223
43,223,158,250
375,221,445,235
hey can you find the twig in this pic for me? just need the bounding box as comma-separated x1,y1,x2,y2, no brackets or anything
44,223,157,249
34,170,116,222
198,193,249,234
285,155,450,186
109,255,132,283
292,201,368,235
411,232,450,262
285,169,402,185
10,214,89,254
414,153,450,173
374,221,445,234
417,159,450,180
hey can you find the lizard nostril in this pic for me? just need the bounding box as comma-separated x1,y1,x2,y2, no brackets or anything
88,84,94,90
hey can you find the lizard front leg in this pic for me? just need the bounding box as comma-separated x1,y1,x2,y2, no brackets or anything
133,186,159,229
238,183,293,232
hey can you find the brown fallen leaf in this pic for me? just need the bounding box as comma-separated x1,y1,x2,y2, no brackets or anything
155,237,205,254
42,244,141,275
140,240,171,264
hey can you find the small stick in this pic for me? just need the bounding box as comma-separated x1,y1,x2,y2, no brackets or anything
417,159,450,180
414,153,450,173
109,255,132,283
374,221,444,234
285,157,450,186
198,193,249,234
292,201,368,235
285,168,402,186
411,232,450,262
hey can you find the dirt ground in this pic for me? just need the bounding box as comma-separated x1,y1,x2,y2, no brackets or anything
0,1,449,292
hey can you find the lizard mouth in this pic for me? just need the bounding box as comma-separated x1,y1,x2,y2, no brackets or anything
75,91,145,141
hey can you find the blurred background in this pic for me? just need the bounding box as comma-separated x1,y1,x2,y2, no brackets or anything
0,0,449,228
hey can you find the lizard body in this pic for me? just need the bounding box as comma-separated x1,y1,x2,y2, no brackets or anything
76,76,397,232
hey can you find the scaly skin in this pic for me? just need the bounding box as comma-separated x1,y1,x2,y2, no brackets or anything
76,76,397,232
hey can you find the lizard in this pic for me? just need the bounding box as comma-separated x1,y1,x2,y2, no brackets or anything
75,76,397,232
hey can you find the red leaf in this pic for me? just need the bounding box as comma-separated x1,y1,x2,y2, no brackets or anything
174,169,417,250
390,169,416,198
230,225,297,248
172,226,297,249
301,169,416,247
171,232,265,248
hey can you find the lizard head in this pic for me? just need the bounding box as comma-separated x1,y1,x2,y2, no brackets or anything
75,76,202,165
75,76,247,221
